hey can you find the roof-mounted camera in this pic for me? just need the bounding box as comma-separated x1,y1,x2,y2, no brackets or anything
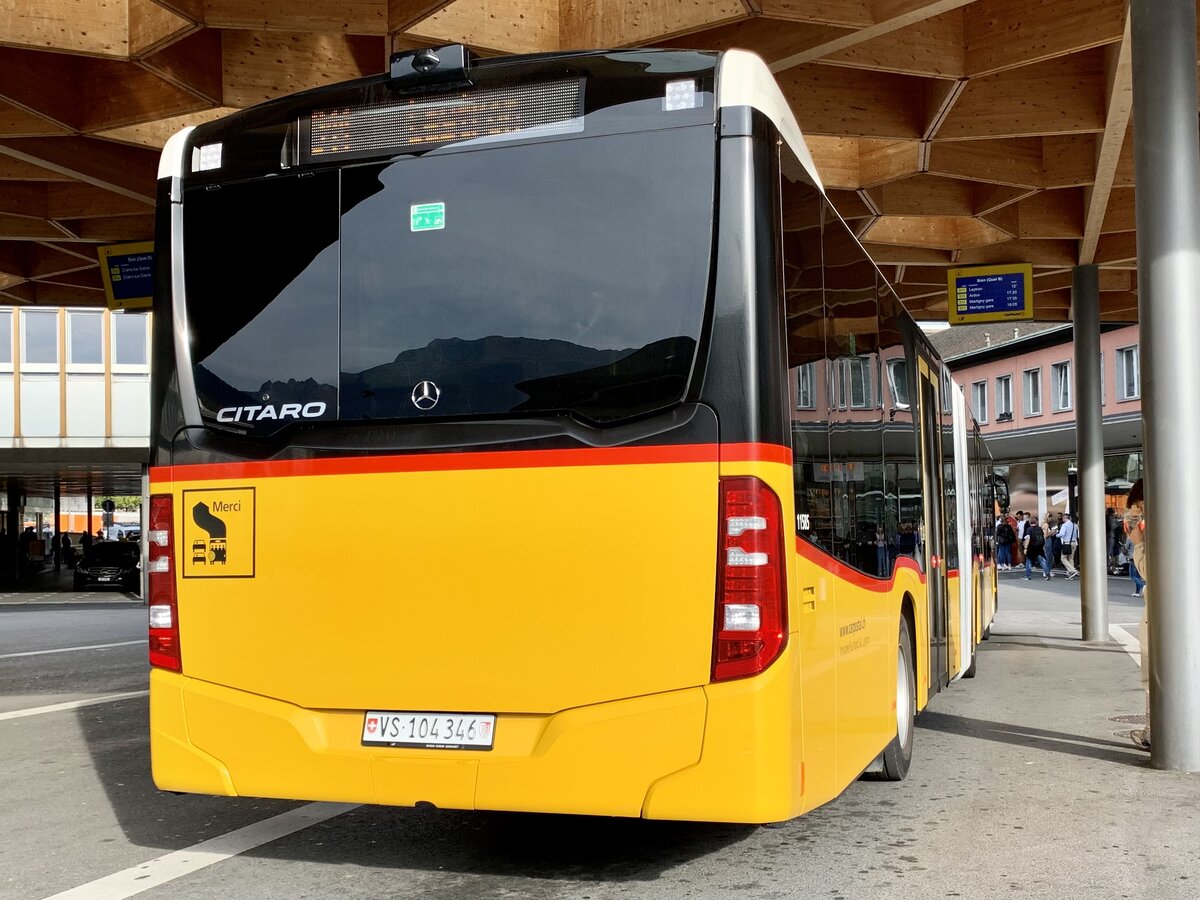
389,44,472,91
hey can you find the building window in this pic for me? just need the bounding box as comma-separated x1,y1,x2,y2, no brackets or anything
828,359,847,409
0,309,11,369
1023,368,1042,416
796,363,815,409
112,312,148,368
887,358,909,409
971,380,988,423
1051,361,1071,412
67,310,104,369
1116,345,1139,400
21,309,58,369
848,356,872,409
995,374,1013,421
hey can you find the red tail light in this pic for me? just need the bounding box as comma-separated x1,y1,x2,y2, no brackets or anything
147,494,181,671
713,476,788,681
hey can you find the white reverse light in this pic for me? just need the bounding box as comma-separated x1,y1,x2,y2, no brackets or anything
148,556,170,573
727,515,767,537
148,529,169,548
664,79,698,111
727,547,769,567
723,604,761,631
148,605,174,629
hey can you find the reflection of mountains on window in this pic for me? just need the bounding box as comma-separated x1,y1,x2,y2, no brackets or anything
195,364,337,418
341,335,695,422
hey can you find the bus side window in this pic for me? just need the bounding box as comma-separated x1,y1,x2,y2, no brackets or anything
782,171,830,547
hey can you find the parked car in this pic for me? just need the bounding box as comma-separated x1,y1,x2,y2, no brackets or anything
74,541,141,592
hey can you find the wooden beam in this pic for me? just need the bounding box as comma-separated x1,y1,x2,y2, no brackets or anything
130,0,198,58
222,31,385,107
1042,134,1099,188
827,189,874,219
859,139,921,186
978,201,1019,237
0,280,35,303
928,137,1042,188
80,59,213,132
972,182,1037,215
923,77,967,140
658,18,852,68
963,0,1125,78
1035,268,1132,293
148,0,204,23
1014,188,1085,239
96,106,235,150
1093,231,1136,265
204,0,387,35
138,26,223,104
59,214,155,242
778,66,927,139
821,9,966,79
0,183,48,219
407,0,558,55
0,100,71,139
863,214,1008,250
804,135,862,189
0,137,158,203
388,1,457,33
0,47,81,132
0,214,66,240
34,266,102,288
864,174,975,216
937,49,1107,140
1079,9,1133,265
560,0,747,48
769,0,974,73
0,0,128,58
758,0,873,27
862,243,953,264
953,238,1079,267
4,281,107,306
46,182,151,218
1101,187,1135,234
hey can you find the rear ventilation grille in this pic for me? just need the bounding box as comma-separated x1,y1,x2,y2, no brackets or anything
305,79,584,161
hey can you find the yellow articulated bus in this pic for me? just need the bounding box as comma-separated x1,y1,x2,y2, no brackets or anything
147,46,997,823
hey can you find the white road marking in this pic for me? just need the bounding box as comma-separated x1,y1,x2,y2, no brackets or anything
42,802,360,900
0,640,146,660
1110,624,1141,667
0,691,149,721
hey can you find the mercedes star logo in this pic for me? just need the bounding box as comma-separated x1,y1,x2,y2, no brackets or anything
411,380,441,411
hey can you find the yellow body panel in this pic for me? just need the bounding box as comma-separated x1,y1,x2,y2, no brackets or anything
150,452,937,822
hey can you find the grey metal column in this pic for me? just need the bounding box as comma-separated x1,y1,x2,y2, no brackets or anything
1131,0,1200,771
1072,265,1107,641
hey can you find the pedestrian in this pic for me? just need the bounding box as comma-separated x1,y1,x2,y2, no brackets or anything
897,522,916,558
80,530,93,554
1023,518,1051,580
1125,479,1151,751
875,525,888,577
1058,513,1079,579
995,515,1015,569
1050,513,1064,568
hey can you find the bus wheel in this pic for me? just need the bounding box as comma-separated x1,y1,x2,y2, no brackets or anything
881,617,915,781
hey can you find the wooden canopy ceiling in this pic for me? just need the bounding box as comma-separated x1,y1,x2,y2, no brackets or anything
0,0,1151,321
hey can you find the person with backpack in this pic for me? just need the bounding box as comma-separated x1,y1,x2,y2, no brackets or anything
1023,518,1052,580
995,516,1015,569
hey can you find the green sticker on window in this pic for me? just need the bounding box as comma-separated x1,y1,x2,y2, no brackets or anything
410,202,445,232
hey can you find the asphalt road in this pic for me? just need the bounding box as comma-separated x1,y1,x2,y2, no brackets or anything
1,579,1195,900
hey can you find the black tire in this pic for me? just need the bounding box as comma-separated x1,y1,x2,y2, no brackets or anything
880,616,915,781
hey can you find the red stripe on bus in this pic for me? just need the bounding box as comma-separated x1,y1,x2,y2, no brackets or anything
794,536,926,593
149,442,792,484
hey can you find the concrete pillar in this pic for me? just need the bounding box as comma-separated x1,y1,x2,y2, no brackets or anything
1131,0,1200,771
1072,265,1108,641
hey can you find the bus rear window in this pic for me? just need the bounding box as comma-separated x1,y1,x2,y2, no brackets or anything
183,125,713,432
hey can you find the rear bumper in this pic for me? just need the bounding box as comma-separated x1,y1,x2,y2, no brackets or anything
150,652,804,822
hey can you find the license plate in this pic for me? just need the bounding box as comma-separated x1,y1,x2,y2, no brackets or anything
98,576,111,582
361,711,495,750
